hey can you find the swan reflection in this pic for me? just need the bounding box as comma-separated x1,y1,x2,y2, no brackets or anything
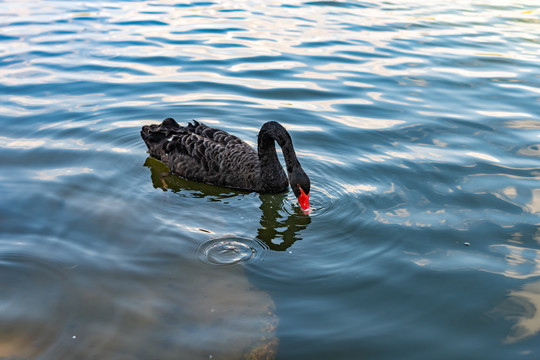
144,156,310,251
257,192,311,251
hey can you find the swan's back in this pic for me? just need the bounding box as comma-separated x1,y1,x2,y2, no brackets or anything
141,118,264,191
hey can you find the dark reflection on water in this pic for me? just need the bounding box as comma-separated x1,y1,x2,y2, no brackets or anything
257,193,311,251
144,156,311,251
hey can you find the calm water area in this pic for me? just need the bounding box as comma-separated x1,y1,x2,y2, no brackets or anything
2,0,540,359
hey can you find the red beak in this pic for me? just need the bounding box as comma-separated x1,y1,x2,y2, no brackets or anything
298,187,310,211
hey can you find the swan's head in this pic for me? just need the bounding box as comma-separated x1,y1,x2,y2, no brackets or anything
290,167,310,212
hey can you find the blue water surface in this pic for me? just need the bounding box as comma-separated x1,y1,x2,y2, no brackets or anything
1,0,540,359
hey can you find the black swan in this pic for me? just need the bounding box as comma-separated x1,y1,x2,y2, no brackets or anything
141,118,310,211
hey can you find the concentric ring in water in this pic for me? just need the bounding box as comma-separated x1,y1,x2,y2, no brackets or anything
284,181,360,218
194,237,267,267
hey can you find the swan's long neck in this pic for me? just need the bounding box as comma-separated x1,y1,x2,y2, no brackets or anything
257,121,299,192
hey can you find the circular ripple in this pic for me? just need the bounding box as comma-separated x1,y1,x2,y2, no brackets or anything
194,237,267,267
284,181,348,218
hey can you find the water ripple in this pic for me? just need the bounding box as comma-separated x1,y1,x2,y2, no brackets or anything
194,237,268,267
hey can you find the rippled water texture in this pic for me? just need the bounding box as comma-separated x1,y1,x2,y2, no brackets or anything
2,0,540,359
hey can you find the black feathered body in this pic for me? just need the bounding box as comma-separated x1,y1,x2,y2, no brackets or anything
141,118,291,193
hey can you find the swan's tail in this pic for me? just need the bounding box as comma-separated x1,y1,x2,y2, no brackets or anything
141,117,181,159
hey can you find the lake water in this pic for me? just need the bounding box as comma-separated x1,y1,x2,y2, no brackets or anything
2,0,540,359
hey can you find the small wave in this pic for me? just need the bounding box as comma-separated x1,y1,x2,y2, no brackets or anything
284,180,371,222
193,236,268,267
